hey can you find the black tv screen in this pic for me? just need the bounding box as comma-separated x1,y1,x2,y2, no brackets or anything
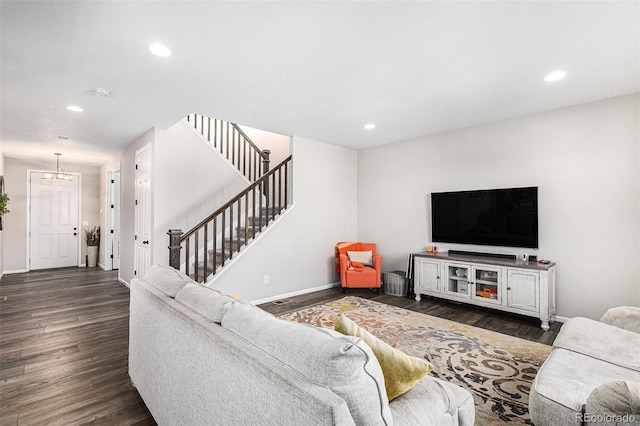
431,187,538,249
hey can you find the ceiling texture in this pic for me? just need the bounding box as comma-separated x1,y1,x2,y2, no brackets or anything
1,1,639,165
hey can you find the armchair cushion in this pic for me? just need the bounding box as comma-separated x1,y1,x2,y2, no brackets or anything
347,250,373,266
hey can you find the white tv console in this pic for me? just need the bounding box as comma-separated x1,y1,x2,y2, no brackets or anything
411,252,556,331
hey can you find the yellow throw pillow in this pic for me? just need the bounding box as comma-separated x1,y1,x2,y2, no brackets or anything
334,314,433,401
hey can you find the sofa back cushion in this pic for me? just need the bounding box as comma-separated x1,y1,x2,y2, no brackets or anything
221,302,392,425
142,265,195,297
553,317,640,371
175,283,236,323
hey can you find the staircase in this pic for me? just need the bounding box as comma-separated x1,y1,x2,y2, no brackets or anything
169,114,292,283
186,113,271,182
192,205,286,279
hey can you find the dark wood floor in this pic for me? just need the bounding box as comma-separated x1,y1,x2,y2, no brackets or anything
0,267,155,426
1,268,561,425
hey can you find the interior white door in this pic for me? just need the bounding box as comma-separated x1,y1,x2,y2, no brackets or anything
134,145,151,279
29,172,80,269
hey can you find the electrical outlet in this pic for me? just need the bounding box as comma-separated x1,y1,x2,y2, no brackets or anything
264,275,270,284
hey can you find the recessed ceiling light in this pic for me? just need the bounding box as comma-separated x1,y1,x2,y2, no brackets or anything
364,123,376,130
544,70,566,82
148,43,171,57
66,105,83,112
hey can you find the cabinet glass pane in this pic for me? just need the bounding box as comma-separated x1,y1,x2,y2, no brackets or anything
474,268,499,301
447,265,470,295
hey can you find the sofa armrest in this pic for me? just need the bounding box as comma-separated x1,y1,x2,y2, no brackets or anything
600,306,640,334
585,380,640,424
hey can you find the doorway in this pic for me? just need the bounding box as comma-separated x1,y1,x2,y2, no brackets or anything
29,171,81,269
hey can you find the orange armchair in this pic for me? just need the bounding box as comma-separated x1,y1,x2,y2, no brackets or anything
337,242,382,293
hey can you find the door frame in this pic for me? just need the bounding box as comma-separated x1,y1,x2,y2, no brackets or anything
26,169,82,271
106,165,121,271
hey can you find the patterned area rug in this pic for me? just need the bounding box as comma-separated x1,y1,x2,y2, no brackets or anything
279,296,551,425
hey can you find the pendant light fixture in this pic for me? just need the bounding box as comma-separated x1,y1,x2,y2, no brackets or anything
42,153,73,181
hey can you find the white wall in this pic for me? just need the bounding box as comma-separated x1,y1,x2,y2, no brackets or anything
357,94,640,320
209,136,358,301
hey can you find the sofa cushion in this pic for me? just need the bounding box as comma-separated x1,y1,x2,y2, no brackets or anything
334,314,433,401
529,348,640,426
221,302,393,425
142,264,194,297
586,380,640,421
174,283,236,323
390,376,475,426
553,317,640,371
600,306,640,334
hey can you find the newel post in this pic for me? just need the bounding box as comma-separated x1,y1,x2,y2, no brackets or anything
262,149,271,198
168,229,183,270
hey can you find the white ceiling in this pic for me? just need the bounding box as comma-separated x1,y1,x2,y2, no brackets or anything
1,1,639,165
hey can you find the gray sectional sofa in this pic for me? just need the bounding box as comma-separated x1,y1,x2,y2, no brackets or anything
129,265,475,425
529,307,640,426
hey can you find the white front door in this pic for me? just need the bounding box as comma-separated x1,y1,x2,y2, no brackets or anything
134,145,152,279
29,172,80,269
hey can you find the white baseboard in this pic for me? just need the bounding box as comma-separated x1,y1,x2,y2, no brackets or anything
553,315,569,323
250,281,341,305
2,269,28,275
119,277,130,288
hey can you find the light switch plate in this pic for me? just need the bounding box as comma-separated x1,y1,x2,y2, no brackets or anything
82,221,89,226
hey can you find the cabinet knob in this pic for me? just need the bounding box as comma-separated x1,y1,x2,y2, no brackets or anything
507,287,511,291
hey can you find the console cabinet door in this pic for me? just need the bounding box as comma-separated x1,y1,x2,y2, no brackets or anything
415,259,440,297
443,262,472,299
506,269,539,313
471,265,502,305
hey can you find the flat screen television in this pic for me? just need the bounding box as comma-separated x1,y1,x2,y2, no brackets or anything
431,186,538,249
